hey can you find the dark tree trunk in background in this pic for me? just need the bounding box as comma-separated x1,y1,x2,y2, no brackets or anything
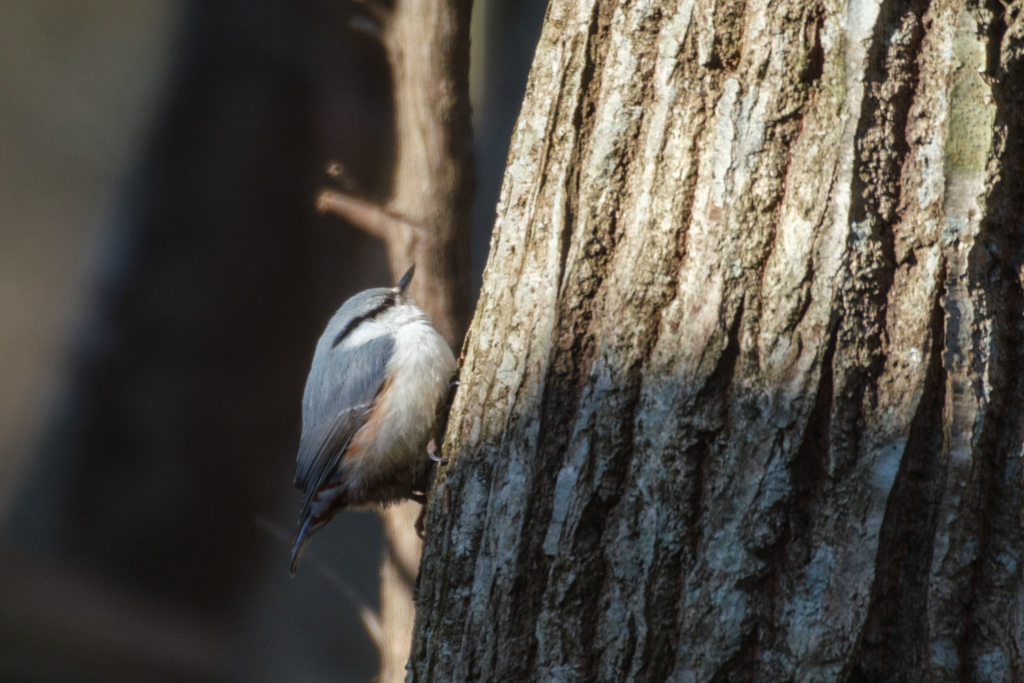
9,0,392,609
410,0,1024,681
6,2,393,678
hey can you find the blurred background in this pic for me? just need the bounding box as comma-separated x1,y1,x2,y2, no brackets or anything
0,0,547,680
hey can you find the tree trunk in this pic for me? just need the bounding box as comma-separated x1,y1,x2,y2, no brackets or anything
318,2,474,681
410,0,1024,680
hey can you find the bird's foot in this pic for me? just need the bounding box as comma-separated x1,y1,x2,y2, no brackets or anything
446,379,460,405
427,438,448,465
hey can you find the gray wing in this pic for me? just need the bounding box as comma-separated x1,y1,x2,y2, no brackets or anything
294,334,394,518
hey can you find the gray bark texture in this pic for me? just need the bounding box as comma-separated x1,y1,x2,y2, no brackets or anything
408,0,1024,681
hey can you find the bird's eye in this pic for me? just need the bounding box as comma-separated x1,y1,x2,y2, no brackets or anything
331,296,395,348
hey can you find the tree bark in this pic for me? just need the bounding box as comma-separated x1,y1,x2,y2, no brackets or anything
410,0,1024,681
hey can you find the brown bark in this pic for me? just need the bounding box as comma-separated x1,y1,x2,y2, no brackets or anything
409,0,1024,681
320,0,474,347
318,1,474,681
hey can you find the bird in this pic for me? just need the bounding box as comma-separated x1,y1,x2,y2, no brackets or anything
290,265,456,575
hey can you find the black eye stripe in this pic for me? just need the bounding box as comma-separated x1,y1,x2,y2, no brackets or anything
331,296,395,348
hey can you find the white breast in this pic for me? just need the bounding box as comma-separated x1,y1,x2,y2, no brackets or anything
344,302,456,496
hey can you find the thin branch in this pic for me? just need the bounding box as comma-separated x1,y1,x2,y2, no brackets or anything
254,516,385,649
316,190,393,241
316,189,430,242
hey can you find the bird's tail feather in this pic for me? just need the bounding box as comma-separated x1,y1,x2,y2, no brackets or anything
290,513,315,576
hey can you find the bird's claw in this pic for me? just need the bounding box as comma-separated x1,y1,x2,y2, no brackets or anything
426,438,448,464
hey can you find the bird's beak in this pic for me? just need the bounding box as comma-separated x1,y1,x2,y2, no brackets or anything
396,264,415,293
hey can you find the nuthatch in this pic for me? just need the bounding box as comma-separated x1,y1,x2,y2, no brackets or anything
290,265,456,574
